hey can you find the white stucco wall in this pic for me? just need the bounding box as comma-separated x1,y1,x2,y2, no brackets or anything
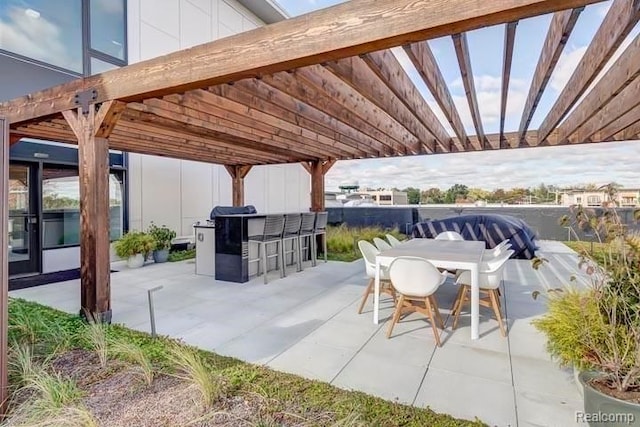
126,0,311,235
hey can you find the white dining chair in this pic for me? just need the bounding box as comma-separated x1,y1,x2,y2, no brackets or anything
373,237,392,251
357,240,396,314
451,249,515,337
435,231,464,240
386,234,402,247
387,256,448,346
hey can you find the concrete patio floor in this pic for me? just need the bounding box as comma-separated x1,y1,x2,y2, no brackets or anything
10,240,587,426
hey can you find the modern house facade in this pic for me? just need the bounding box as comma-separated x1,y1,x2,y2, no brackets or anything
560,188,640,207
2,0,310,277
359,190,409,206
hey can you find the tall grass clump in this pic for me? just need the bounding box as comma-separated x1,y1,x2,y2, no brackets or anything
168,345,226,408
83,321,110,368
110,339,155,385
326,225,404,261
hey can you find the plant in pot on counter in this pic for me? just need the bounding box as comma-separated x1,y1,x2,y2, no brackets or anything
532,188,640,425
147,222,176,263
114,231,156,268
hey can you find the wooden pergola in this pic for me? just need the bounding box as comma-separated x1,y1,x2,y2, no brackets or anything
1,0,639,409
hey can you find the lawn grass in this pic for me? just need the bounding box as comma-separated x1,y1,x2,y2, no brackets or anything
563,240,611,267
325,225,405,262
6,298,485,426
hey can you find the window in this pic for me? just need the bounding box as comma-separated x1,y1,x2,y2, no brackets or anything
576,197,582,205
587,196,601,206
89,0,125,60
379,195,392,201
0,0,83,72
42,166,124,248
90,57,119,74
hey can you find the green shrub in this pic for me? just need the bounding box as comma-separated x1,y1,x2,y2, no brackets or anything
147,222,176,250
114,231,156,258
168,248,196,262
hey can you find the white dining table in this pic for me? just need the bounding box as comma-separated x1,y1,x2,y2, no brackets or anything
374,238,486,340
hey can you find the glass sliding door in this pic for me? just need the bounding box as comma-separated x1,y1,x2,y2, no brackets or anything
8,163,40,275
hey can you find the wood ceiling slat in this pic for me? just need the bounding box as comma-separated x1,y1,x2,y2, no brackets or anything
362,50,454,152
500,22,518,142
325,56,435,154
183,89,361,158
572,77,640,143
452,33,486,148
295,66,415,154
556,33,640,143
518,9,581,142
2,0,601,124
260,72,396,156
597,104,640,141
162,92,348,159
620,119,640,140
405,41,473,149
128,98,325,161
116,111,295,163
538,0,640,143
233,78,385,156
111,124,281,164
209,83,375,158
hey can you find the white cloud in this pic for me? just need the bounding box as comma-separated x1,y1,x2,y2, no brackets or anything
0,6,81,72
550,46,587,92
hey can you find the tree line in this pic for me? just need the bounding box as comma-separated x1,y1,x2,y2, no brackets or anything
396,183,565,205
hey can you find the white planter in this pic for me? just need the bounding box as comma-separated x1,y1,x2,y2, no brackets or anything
127,253,145,269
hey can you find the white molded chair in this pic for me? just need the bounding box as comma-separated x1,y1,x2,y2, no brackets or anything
435,231,464,240
357,240,396,314
451,249,515,337
387,256,448,346
386,234,402,247
373,237,392,251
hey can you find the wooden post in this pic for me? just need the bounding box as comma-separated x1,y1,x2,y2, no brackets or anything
0,117,9,414
62,100,124,322
308,160,336,212
225,165,252,207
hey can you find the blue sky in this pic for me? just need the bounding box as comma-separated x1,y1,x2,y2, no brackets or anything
274,0,640,191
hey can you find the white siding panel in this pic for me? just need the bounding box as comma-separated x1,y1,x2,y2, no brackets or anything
219,1,243,32
218,23,236,38
180,0,212,48
210,0,220,39
141,0,180,38
128,153,143,231
245,166,267,212
140,156,181,232
127,0,142,63
187,0,211,14
181,160,213,227
266,166,285,213
140,22,180,60
242,17,258,31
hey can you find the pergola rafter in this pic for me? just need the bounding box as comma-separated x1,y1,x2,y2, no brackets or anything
500,21,518,143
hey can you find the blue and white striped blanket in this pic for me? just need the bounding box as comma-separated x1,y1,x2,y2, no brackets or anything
411,214,538,259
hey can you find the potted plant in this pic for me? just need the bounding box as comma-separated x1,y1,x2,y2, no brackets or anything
114,231,156,268
533,188,640,426
147,222,176,263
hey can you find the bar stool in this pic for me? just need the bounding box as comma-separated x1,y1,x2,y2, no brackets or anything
312,212,328,266
248,215,285,284
281,213,302,275
298,212,316,270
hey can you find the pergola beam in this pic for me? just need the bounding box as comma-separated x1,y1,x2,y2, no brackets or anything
538,0,640,142
362,49,455,152
500,22,518,142
325,56,435,154
518,8,581,141
598,103,640,141
453,33,485,147
0,0,603,125
557,32,640,143
405,41,472,149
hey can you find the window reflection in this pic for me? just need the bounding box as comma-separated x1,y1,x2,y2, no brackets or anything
0,0,82,72
42,166,124,248
90,56,120,74
90,0,125,60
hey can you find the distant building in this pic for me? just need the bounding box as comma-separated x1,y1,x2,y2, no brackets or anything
359,190,408,206
561,188,640,207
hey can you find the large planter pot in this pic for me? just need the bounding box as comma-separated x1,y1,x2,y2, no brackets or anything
152,249,170,263
579,371,640,426
126,253,145,269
